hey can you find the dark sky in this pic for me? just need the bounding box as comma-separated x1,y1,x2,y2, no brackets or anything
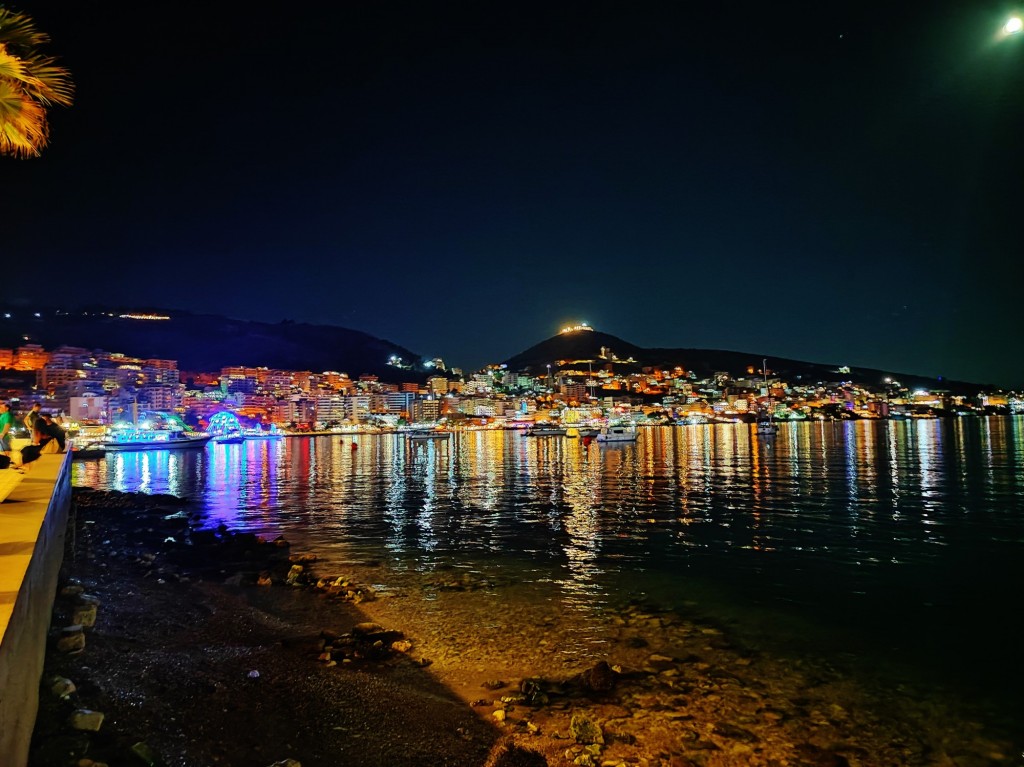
7,2,1024,386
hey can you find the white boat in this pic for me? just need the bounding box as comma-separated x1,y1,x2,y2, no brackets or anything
596,423,638,442
244,425,284,440
103,429,212,451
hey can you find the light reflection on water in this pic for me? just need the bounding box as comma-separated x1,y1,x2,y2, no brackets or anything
74,419,1024,706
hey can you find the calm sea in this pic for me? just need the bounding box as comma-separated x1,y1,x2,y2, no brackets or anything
73,418,1024,734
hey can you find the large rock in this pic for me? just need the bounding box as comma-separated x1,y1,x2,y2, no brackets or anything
49,676,76,699
570,714,604,745
57,626,86,653
575,661,616,694
72,604,97,627
69,710,104,731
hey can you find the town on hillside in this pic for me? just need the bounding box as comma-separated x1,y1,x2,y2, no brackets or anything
1,336,1020,438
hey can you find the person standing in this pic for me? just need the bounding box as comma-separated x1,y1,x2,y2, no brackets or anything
23,402,42,432
0,401,12,456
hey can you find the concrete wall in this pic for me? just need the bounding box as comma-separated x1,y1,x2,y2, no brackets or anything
0,454,72,767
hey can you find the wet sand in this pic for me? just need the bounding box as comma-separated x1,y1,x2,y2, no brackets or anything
30,488,1018,767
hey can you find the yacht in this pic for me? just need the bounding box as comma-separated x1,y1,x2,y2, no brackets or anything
526,423,566,436
596,422,639,442
104,428,212,452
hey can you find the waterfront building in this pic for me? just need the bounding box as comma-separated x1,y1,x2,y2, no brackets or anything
13,344,49,370
427,376,448,396
410,398,441,423
385,391,415,416
314,395,346,424
138,385,180,412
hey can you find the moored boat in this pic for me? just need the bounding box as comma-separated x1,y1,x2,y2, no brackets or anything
526,423,567,436
596,423,638,442
103,429,212,451
407,429,451,440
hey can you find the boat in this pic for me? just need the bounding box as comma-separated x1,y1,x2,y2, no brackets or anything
525,423,566,437
103,428,212,452
214,432,246,445
244,424,285,440
757,358,780,437
407,429,451,441
596,422,639,442
70,441,107,459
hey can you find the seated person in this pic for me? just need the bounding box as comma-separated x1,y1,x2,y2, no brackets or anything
32,421,60,454
39,413,67,452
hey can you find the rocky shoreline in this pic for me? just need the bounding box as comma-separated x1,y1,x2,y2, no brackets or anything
29,488,1018,767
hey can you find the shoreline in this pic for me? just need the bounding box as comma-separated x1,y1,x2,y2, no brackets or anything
30,488,1019,767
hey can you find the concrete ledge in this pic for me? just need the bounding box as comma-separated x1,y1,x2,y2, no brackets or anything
0,453,73,767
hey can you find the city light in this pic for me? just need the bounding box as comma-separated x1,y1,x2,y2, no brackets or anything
118,313,170,321
560,322,593,334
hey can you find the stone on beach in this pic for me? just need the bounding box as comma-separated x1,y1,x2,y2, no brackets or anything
69,709,105,731
49,676,76,698
72,603,97,627
57,626,86,653
570,713,604,745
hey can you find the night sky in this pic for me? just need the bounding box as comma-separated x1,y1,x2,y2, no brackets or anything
7,2,1024,386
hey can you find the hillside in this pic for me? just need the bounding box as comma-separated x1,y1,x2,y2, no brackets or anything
0,307,421,379
505,331,986,394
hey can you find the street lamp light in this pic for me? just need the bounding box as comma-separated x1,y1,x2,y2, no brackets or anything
1005,16,1023,35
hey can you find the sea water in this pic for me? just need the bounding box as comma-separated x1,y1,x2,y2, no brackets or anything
74,418,1024,748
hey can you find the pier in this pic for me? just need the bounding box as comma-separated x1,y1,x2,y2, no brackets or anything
0,454,73,767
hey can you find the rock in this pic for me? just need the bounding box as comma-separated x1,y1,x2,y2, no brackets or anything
486,743,548,767
289,553,317,564
646,653,676,672
248,670,261,679
285,565,304,585
352,622,385,635
60,584,85,597
69,709,104,731
50,676,76,699
712,722,758,743
482,679,507,690
267,760,302,767
72,604,97,627
223,572,244,586
257,571,272,586
575,661,617,694
493,709,507,722
57,628,86,654
391,640,413,653
570,714,604,745
130,741,162,766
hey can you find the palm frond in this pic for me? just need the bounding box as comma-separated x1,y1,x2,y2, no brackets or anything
0,8,72,157
0,7,52,52
0,82,47,157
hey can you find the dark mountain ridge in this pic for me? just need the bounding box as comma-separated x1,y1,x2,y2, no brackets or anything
505,331,990,394
0,307,422,380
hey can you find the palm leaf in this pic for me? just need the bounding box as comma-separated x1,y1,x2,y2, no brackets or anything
0,9,72,157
